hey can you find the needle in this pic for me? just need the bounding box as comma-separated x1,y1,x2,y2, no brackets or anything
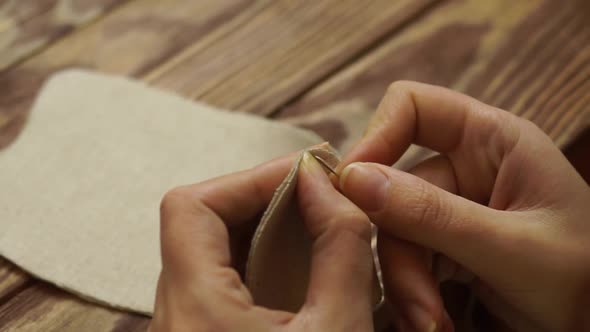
313,155,339,177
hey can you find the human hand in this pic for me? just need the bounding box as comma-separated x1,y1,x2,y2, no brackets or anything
148,152,375,332
338,81,590,332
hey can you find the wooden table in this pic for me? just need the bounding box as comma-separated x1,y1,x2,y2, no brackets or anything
0,0,588,330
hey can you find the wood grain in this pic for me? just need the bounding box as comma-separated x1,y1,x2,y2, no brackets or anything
0,284,149,332
0,258,29,305
0,0,438,140
0,0,257,142
279,0,590,148
0,0,129,72
145,0,438,114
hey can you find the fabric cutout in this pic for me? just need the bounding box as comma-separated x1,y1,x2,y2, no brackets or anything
245,143,384,312
0,70,323,314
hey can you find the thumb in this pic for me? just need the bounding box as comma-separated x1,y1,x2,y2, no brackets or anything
297,153,374,328
339,162,521,278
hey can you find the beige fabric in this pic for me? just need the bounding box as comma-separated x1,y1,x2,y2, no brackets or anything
245,144,383,312
0,70,324,314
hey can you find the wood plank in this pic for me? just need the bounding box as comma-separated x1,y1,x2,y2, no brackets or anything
0,0,259,142
1,0,438,143
0,1,439,329
279,0,590,149
0,258,29,304
0,283,149,332
146,0,439,114
0,0,130,72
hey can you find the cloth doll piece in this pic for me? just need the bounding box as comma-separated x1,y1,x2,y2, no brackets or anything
245,143,384,312
0,70,323,314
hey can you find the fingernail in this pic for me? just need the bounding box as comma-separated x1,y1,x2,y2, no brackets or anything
404,304,438,332
301,152,325,178
339,163,389,212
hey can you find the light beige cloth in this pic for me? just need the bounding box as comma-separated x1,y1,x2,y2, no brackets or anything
0,70,324,314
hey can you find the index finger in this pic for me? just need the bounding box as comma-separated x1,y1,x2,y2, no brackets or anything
159,153,298,277
341,81,518,168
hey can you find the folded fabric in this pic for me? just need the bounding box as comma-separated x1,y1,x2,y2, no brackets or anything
246,143,383,312
0,70,325,314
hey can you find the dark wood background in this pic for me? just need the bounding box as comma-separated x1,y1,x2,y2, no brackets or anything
0,0,588,330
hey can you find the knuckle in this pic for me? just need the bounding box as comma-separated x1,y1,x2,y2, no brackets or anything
386,80,411,94
469,106,505,137
160,186,192,215
518,117,540,131
493,112,524,156
467,107,524,157
204,267,247,297
327,210,372,243
409,180,451,231
160,186,211,226
518,117,547,138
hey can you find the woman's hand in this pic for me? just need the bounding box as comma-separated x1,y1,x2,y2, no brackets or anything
338,81,590,332
148,152,375,332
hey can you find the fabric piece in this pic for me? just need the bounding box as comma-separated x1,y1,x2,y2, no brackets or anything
245,144,383,312
0,70,324,314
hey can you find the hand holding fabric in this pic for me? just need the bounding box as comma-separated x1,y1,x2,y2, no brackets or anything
339,81,590,332
148,153,375,332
